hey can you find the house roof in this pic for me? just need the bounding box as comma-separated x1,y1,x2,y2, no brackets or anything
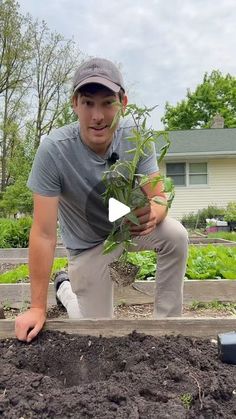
156,128,236,159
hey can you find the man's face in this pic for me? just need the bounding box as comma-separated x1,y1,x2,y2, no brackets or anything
73,87,127,155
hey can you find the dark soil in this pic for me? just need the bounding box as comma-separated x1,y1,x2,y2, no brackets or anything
1,330,236,418
0,307,5,319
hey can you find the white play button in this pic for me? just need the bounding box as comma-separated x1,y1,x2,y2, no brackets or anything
108,198,131,222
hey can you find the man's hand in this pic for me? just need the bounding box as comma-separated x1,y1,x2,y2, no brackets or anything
15,307,46,343
127,200,167,236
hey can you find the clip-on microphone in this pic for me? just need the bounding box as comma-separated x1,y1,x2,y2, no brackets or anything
107,152,119,165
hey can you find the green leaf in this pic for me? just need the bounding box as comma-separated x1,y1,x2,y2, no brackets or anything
125,212,140,225
167,191,175,207
125,148,137,154
138,175,151,186
129,188,148,208
152,196,167,206
110,107,122,129
103,240,120,254
149,176,162,188
163,177,174,192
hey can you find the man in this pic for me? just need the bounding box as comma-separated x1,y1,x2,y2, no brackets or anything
15,58,188,342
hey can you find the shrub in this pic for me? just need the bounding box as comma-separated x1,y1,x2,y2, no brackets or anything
224,202,236,222
181,212,199,229
0,217,32,248
181,205,225,229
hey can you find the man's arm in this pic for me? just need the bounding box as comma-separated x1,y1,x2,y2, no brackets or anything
128,171,168,236
15,194,59,342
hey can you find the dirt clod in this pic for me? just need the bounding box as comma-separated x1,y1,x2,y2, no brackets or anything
109,260,139,287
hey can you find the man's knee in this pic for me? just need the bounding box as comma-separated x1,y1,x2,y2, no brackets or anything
169,218,188,245
157,217,188,254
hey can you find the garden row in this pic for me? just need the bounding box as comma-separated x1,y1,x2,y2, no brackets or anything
1,245,235,283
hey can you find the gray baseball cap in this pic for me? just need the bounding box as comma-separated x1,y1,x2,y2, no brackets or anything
73,58,125,94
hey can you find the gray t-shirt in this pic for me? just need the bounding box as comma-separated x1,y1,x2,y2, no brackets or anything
27,118,159,252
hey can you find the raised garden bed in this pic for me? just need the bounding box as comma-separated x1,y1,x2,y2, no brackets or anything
1,319,236,418
189,237,236,246
1,280,236,310
1,245,236,417
0,246,66,264
0,238,235,265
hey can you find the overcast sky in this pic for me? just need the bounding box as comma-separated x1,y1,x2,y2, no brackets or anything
18,0,236,128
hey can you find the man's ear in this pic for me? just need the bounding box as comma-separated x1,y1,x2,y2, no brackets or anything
72,94,78,112
122,95,128,112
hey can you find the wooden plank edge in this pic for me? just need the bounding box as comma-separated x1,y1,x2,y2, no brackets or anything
1,317,236,339
1,280,236,307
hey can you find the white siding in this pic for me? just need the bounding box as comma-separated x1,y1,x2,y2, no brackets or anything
159,158,236,220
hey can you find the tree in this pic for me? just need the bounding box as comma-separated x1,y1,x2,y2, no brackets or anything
0,124,35,216
0,0,81,203
0,0,33,191
30,20,80,148
162,70,236,130
54,101,77,128
0,175,33,215
0,0,32,95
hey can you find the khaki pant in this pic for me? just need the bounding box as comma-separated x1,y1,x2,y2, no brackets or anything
57,217,188,319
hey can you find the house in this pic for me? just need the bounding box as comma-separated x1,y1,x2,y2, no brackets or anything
156,117,236,220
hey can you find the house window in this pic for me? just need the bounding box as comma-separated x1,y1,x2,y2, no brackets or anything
189,163,207,185
166,162,208,186
166,163,186,186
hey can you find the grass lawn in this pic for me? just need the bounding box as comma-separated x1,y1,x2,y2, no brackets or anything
207,231,236,242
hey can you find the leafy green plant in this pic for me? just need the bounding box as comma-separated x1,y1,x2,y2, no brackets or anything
0,258,68,283
0,217,32,248
186,245,236,279
123,245,236,280
0,265,29,284
126,251,156,279
1,247,236,283
180,393,193,410
51,258,68,273
102,103,174,258
224,201,236,222
181,212,200,229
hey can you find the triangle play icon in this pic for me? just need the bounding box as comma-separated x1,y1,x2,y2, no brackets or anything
108,198,131,222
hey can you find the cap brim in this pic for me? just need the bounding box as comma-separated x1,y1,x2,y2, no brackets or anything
74,76,121,93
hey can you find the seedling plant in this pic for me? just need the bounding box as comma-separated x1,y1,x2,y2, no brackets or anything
102,103,174,263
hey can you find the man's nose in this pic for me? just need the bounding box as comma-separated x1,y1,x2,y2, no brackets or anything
91,105,104,122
